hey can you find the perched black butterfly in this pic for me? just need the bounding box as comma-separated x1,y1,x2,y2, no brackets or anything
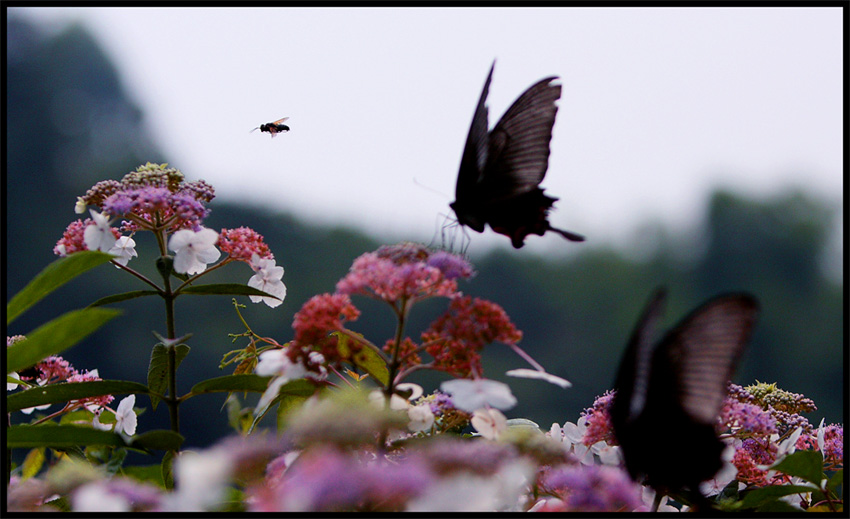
251,117,290,137
450,61,584,249
611,289,759,509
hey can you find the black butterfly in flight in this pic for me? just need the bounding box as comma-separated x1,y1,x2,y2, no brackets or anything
450,61,584,248
611,288,759,510
251,117,290,138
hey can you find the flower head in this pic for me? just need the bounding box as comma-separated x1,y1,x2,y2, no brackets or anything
288,293,360,370
541,464,642,512
581,390,617,446
83,210,119,253
219,227,273,262
423,296,522,378
108,236,138,266
336,242,473,304
248,254,286,308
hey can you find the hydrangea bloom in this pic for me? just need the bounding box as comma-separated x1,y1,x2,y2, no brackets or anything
540,464,642,512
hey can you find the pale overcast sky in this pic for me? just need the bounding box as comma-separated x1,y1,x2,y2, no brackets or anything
11,6,844,257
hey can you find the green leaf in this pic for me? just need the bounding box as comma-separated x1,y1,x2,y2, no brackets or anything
771,449,826,486
335,332,389,386
178,283,280,300
121,464,166,488
189,374,274,394
276,393,310,430
755,499,806,512
147,343,190,410
6,251,115,324
22,447,46,480
7,380,150,413
827,468,843,494
6,308,121,374
130,430,184,451
161,449,175,490
89,290,161,307
739,484,819,509
7,425,127,449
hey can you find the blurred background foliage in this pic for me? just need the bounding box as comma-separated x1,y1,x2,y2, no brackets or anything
5,17,844,450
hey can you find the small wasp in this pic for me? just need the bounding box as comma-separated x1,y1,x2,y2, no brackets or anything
251,117,290,138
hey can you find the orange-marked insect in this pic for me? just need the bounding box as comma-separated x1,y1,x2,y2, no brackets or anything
251,117,290,137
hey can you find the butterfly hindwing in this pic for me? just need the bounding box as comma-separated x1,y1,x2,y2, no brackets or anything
482,76,561,202
658,294,759,425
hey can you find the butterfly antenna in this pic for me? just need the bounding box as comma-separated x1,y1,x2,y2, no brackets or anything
413,178,452,201
250,127,260,133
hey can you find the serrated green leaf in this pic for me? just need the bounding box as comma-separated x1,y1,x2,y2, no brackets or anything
7,251,115,324
739,484,819,509
189,374,274,394
335,332,389,386
177,283,280,300
7,425,127,449
130,430,184,451
6,308,121,374
147,343,190,411
7,380,150,413
771,449,825,486
22,447,46,480
89,290,161,307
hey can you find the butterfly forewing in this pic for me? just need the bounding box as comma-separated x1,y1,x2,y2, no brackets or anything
456,62,494,202
660,295,759,424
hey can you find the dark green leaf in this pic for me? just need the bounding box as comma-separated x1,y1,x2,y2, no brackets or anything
177,283,279,300
147,343,190,410
7,425,127,448
89,290,161,307
121,464,166,488
6,308,121,374
771,449,825,486
755,499,806,512
7,251,115,324
276,393,310,430
827,469,843,494
161,450,175,490
189,374,274,394
7,380,150,413
739,484,819,509
130,430,184,451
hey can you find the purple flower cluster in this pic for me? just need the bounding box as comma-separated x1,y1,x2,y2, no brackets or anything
540,464,642,512
720,399,778,436
249,447,432,512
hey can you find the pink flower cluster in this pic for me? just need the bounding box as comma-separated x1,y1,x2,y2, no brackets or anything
579,390,617,446
218,227,273,262
422,296,522,378
336,242,473,304
9,348,114,409
538,464,642,512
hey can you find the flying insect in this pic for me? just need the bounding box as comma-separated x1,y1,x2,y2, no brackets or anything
251,117,290,137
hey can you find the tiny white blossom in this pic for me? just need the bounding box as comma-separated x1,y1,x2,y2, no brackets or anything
114,395,137,436
73,481,130,512
248,254,286,308
169,228,221,275
440,378,517,412
84,210,117,253
108,236,138,267
254,349,308,415
471,408,507,440
74,196,88,214
407,403,435,432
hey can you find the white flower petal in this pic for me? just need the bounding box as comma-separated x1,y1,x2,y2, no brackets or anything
506,368,571,388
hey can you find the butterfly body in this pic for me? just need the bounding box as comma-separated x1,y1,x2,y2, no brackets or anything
252,117,290,137
611,289,759,503
451,61,584,248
